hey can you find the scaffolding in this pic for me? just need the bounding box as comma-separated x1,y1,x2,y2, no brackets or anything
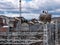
0,20,59,45
0,0,59,45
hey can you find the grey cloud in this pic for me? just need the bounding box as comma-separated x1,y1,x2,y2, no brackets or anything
21,0,60,16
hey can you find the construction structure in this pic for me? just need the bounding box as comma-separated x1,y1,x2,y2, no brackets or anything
0,11,51,45
0,11,59,45
0,0,59,45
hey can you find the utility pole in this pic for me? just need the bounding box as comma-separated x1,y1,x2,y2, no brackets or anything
20,0,21,17
43,23,49,45
55,19,59,45
19,0,21,24
15,0,21,31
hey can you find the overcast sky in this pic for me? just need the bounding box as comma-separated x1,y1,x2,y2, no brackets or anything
0,0,60,19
